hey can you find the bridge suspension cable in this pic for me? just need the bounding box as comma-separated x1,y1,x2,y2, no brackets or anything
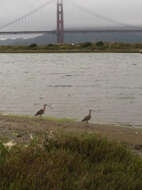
0,0,56,30
71,1,135,28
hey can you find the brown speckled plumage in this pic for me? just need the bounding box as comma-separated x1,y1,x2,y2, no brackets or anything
82,110,92,123
35,104,47,117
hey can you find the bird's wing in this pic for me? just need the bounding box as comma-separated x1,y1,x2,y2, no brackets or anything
35,109,43,116
82,115,89,121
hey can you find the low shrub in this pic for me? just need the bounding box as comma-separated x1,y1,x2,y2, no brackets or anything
0,134,142,190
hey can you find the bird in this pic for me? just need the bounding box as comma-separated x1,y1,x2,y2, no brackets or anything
82,109,92,123
35,104,47,117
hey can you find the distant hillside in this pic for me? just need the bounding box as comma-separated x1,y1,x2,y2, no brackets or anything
1,31,142,45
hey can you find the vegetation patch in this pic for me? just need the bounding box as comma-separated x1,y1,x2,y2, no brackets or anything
0,133,142,190
0,42,141,53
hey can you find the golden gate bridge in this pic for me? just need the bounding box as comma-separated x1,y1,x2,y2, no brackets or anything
0,0,141,44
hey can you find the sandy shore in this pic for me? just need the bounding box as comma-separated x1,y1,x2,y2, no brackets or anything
0,115,142,155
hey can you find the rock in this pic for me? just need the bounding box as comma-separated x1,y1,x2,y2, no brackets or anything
3,140,16,149
16,134,23,138
134,144,142,150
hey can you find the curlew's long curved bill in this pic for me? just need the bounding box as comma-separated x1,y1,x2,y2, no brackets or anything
46,104,54,109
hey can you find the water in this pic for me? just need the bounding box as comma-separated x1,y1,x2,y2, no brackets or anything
0,53,142,126
2,31,142,45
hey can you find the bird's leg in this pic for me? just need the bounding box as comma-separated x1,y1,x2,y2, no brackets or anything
39,115,42,120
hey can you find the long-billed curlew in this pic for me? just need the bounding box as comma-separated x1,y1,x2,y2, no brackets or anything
82,109,92,123
35,104,47,117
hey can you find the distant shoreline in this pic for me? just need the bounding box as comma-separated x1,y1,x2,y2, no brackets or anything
0,49,140,53
0,42,141,53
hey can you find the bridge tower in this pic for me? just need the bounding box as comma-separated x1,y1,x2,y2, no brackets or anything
57,0,64,43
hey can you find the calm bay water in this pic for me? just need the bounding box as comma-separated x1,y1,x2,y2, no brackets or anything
0,53,142,126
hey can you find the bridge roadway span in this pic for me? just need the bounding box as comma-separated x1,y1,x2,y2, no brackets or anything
0,29,142,35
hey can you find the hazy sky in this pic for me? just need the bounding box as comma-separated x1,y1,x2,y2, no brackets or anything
0,0,142,30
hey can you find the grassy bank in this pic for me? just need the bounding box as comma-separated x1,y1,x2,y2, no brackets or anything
5,114,75,123
0,115,142,189
0,42,142,53
0,133,142,190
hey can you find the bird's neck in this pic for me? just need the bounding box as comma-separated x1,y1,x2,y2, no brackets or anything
89,110,92,116
43,106,46,111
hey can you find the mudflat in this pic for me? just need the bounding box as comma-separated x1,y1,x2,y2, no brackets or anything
0,115,142,148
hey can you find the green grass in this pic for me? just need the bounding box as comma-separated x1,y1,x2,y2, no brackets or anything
0,133,142,190
0,42,141,53
1,114,76,123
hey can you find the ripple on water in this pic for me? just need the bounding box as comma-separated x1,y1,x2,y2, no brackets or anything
0,53,142,125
